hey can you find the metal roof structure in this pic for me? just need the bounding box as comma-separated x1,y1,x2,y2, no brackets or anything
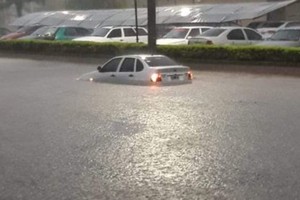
11,0,296,28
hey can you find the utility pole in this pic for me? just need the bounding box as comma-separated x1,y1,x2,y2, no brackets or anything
147,0,156,53
134,0,139,43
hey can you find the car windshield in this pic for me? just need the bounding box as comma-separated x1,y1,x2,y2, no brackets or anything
29,26,49,36
92,28,110,36
143,56,177,67
270,29,300,41
200,28,226,37
163,28,189,39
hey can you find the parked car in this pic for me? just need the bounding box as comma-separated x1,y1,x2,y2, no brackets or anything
156,26,212,45
257,27,300,47
248,21,300,39
88,55,193,84
73,26,148,43
0,27,11,37
18,26,50,40
188,27,263,45
36,26,92,41
0,24,44,40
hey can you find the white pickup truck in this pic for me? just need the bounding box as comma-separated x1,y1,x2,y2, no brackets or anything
73,26,148,43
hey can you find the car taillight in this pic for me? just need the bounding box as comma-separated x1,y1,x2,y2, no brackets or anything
187,71,193,80
150,73,162,82
206,40,213,45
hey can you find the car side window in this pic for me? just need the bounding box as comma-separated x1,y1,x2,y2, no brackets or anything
100,58,122,72
136,59,144,72
108,29,122,38
136,28,148,36
188,28,200,37
124,28,136,37
227,29,245,40
244,29,262,40
64,28,77,36
201,28,210,33
119,58,135,72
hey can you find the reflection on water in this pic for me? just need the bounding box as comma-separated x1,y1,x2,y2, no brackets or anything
77,90,230,199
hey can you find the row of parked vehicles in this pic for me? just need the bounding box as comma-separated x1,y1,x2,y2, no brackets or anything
1,21,300,47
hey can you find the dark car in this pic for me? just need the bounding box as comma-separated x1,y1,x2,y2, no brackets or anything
0,24,44,40
37,26,92,41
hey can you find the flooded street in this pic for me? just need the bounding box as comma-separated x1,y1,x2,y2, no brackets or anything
1,57,300,200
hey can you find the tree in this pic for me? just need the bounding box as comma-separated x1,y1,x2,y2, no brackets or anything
0,0,45,17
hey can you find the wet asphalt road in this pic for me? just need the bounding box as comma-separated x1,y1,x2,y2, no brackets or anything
0,57,300,200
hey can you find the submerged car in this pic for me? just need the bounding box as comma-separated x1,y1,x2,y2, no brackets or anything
188,27,263,45
94,55,193,84
257,27,300,47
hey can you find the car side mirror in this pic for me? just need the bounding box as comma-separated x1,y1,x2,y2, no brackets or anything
97,65,102,72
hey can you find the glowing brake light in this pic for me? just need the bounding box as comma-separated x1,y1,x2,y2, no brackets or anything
187,71,193,80
150,73,162,82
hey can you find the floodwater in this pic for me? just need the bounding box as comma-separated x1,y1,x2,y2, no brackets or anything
1,57,300,200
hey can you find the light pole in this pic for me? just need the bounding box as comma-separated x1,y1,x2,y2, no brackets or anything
134,0,139,43
147,0,156,53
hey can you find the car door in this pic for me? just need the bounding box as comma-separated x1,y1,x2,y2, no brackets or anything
118,57,136,81
99,57,122,81
226,29,249,45
243,28,263,45
106,28,123,42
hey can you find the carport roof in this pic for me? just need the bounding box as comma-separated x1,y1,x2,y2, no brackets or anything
11,0,296,28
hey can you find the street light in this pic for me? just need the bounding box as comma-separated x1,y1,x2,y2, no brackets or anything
134,0,139,43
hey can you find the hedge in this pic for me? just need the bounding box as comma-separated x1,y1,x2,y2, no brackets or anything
1,40,300,65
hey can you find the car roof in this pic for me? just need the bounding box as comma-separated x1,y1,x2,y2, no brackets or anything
172,26,212,29
49,25,88,28
101,26,146,29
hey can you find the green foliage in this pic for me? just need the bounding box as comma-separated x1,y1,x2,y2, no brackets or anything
1,40,300,65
